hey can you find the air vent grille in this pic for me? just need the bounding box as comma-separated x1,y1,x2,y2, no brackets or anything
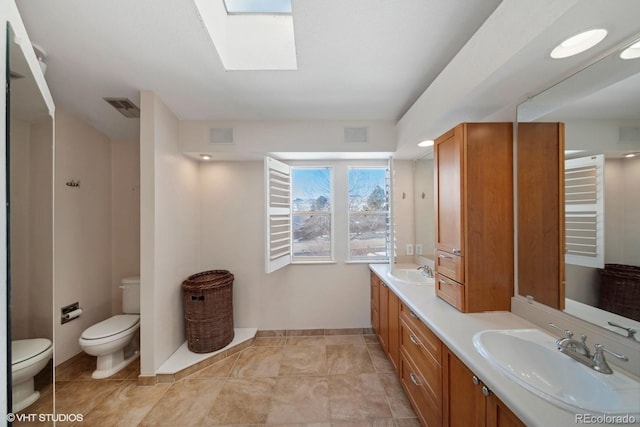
619,126,640,143
344,127,368,143
210,128,234,144
104,97,140,118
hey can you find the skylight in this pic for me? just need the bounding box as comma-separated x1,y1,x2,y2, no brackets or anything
194,0,297,70
224,0,292,14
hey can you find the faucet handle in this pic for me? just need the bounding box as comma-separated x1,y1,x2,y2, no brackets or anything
592,344,628,374
593,344,628,361
548,323,573,339
608,321,637,340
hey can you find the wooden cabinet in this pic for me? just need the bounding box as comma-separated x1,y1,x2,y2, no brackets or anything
434,122,514,312
370,271,400,373
370,270,525,427
370,272,380,335
443,347,525,427
517,122,565,310
399,302,443,427
387,290,400,372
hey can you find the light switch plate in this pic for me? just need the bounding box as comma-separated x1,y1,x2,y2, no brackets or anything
406,244,414,256
415,244,423,255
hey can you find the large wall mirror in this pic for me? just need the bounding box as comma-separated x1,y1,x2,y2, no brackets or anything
517,35,640,340
7,22,55,416
414,150,435,261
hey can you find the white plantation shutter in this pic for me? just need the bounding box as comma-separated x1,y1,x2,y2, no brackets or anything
265,157,292,273
565,154,604,268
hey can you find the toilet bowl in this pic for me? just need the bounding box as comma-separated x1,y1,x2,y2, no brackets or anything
79,276,141,379
12,338,53,413
79,314,140,379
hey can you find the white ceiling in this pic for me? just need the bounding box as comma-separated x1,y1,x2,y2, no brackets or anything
13,0,640,157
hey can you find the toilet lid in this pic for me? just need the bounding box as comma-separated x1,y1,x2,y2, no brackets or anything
12,338,52,365
81,314,140,340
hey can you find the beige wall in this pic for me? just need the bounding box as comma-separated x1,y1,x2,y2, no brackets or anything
414,157,435,259
140,92,199,375
111,139,141,313
54,108,112,364
9,118,53,341
393,160,415,263
198,159,414,331
9,119,31,339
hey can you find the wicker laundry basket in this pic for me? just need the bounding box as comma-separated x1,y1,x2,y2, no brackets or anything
598,264,640,322
182,270,234,353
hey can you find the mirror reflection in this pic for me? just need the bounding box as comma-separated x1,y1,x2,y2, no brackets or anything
8,24,55,415
517,35,640,339
414,151,434,261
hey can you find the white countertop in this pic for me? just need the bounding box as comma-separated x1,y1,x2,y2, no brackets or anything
370,263,639,427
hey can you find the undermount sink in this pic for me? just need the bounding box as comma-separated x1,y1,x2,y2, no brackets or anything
473,329,640,416
387,269,434,285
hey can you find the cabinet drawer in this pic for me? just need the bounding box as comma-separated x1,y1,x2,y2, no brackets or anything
400,350,442,427
399,303,442,363
400,319,442,404
435,273,465,311
435,250,464,283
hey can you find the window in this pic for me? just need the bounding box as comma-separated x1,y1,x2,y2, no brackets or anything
348,167,389,261
291,167,333,262
265,157,390,273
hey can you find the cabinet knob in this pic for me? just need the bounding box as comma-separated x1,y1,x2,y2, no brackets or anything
472,375,480,385
452,248,461,255
482,385,492,397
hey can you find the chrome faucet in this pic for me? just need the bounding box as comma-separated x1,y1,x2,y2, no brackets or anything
549,323,590,356
548,323,628,374
417,265,433,278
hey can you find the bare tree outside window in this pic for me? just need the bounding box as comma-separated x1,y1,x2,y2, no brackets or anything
292,168,332,259
349,168,389,260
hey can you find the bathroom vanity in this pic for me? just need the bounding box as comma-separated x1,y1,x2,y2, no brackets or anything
369,264,639,427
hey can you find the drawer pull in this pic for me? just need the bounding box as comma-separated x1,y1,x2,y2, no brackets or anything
409,310,419,319
482,385,492,397
439,279,447,286
409,372,421,386
438,254,452,259
409,334,421,346
452,248,461,255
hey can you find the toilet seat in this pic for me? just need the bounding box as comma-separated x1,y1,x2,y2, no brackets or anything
81,314,140,341
12,339,53,371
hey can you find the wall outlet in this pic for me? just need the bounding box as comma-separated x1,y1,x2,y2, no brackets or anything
406,244,414,256
415,244,423,255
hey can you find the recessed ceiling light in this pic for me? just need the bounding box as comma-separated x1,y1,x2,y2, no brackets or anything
550,29,607,59
625,153,637,158
418,140,434,147
200,154,212,160
620,39,640,60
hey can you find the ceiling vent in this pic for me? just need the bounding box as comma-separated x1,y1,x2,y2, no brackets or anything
104,98,140,118
344,127,368,143
210,127,234,144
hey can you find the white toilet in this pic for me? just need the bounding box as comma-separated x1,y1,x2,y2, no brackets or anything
12,338,53,412
79,276,140,379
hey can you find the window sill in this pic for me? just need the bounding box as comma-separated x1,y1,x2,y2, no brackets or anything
291,260,337,265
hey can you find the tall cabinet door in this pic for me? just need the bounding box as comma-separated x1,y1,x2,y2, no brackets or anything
434,125,464,256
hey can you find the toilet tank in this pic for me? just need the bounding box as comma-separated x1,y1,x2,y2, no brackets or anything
121,276,140,314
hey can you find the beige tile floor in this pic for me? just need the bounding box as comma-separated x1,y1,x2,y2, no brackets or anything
20,334,421,426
